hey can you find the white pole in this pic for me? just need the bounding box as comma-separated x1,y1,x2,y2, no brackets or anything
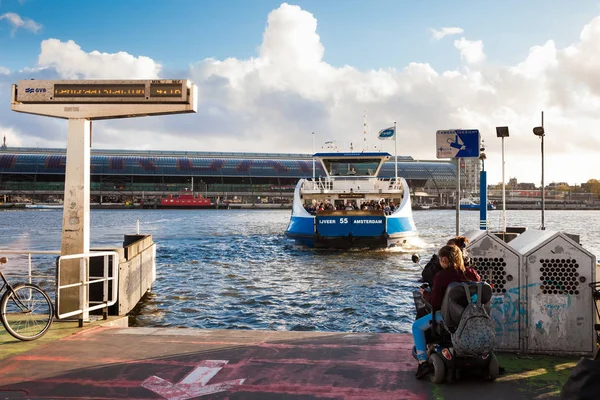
394,121,398,182
502,136,506,233
312,132,315,180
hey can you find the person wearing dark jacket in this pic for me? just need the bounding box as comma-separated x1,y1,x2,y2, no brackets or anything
412,244,481,379
420,236,471,287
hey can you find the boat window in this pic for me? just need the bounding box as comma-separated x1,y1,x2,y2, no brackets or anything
322,158,382,177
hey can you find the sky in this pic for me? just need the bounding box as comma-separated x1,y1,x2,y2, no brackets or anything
1,0,600,185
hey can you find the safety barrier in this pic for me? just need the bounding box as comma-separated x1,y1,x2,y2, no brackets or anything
56,251,119,324
0,249,59,284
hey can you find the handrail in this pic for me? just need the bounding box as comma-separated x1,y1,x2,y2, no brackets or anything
56,251,119,324
301,177,405,193
0,249,60,283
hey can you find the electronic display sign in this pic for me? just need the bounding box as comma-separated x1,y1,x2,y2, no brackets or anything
15,80,190,103
54,84,146,98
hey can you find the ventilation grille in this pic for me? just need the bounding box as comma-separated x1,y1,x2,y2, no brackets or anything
540,258,580,295
471,257,507,294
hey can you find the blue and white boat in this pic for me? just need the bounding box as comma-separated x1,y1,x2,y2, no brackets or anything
459,198,496,211
285,152,418,249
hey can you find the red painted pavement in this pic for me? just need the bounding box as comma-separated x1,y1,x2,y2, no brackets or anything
0,327,544,399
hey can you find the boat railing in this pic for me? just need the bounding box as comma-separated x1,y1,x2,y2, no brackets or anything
302,177,404,193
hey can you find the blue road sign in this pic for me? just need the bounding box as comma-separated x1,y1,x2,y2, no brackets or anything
436,129,480,158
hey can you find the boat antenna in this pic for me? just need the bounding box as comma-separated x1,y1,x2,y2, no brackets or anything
312,132,315,180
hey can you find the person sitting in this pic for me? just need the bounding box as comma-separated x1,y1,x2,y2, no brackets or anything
421,236,471,287
412,244,481,379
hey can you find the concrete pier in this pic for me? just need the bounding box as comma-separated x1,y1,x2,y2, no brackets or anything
0,325,579,399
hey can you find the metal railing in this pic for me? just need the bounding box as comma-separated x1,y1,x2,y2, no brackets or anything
56,251,119,323
301,177,405,193
0,250,60,284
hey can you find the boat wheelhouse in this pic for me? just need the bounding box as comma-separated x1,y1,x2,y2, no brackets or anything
285,152,418,249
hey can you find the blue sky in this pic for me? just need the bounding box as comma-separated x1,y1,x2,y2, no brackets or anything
2,0,599,72
2,0,600,185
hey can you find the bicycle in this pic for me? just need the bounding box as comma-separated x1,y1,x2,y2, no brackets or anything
0,256,54,341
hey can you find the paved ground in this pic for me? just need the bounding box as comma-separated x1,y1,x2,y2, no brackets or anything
0,325,580,400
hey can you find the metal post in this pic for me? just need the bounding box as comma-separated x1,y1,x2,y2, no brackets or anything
502,136,506,233
456,158,460,236
479,159,487,230
541,112,545,230
394,122,398,183
312,132,315,180
60,118,91,318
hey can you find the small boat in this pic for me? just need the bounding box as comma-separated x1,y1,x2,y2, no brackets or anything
285,151,418,249
25,204,63,209
460,198,496,211
159,192,211,208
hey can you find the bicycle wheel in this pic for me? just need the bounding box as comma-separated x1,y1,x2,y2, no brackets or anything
1,283,53,341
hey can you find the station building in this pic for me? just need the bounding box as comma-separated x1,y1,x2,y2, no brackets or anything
0,147,458,205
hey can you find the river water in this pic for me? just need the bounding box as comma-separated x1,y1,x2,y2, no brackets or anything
1,208,599,334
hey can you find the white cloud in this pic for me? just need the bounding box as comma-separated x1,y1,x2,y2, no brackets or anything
0,126,24,147
6,3,600,186
0,66,9,75
37,39,162,79
454,37,486,64
0,12,42,36
430,27,464,40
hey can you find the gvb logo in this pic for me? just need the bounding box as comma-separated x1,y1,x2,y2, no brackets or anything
24,88,47,93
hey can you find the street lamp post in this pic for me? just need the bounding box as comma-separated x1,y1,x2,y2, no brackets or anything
496,126,509,233
533,113,545,230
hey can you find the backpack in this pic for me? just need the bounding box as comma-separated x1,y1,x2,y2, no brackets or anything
450,283,496,356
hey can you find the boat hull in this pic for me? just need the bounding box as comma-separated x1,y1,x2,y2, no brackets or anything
286,228,418,249
285,176,419,250
460,204,496,211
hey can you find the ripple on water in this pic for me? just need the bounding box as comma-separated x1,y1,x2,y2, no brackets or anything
4,208,599,334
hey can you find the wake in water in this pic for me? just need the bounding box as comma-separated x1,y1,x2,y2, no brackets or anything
384,236,430,253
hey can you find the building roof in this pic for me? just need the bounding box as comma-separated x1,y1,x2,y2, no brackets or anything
0,148,456,181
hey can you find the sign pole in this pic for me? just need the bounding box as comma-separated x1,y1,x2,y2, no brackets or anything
479,161,487,230
11,79,197,322
456,158,460,236
394,121,398,183
60,118,91,324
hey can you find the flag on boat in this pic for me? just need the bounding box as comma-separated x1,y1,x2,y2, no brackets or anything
378,126,395,140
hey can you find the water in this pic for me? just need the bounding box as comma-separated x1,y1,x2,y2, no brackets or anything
1,208,599,334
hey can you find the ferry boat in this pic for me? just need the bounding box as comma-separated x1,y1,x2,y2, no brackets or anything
285,152,418,249
160,192,211,208
459,197,496,211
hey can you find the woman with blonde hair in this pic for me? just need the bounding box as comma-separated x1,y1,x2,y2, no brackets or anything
412,244,481,379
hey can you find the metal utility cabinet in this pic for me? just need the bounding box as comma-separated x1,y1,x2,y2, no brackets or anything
508,229,596,355
464,230,523,352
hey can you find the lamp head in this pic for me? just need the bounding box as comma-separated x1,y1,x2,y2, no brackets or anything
496,126,510,138
533,126,545,136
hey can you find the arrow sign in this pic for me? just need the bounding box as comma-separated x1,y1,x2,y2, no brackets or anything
142,360,245,400
436,129,480,159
